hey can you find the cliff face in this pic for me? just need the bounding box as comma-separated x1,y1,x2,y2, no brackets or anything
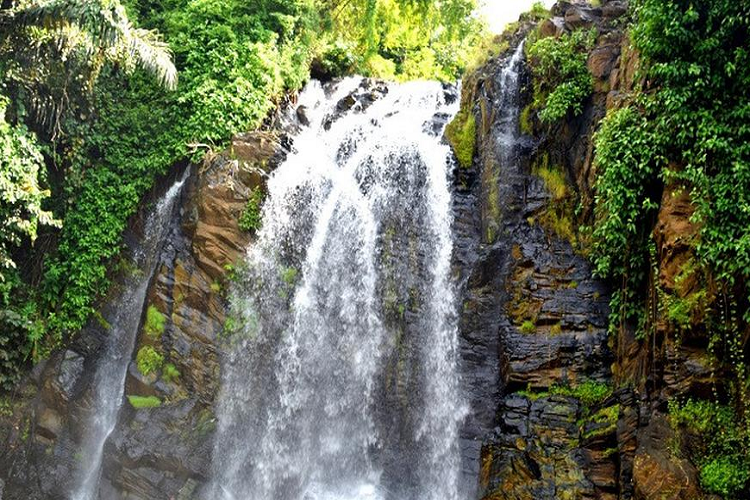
0,2,728,499
455,1,717,499
0,131,284,499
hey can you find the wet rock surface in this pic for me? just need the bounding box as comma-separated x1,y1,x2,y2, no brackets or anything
0,129,286,498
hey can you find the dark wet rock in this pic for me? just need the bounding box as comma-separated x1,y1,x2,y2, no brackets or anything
322,79,389,130
296,104,310,126
602,1,628,19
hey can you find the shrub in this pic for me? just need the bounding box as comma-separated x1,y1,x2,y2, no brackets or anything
527,28,596,123
699,456,750,497
239,187,264,232
136,346,164,377
144,305,166,339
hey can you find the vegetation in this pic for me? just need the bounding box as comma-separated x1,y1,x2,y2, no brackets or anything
669,399,749,497
444,109,475,169
588,2,750,495
519,319,535,334
136,345,163,376
143,305,165,339
127,394,161,408
526,27,596,123
162,362,180,383
238,187,264,232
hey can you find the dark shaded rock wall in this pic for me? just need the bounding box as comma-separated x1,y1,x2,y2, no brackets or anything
0,131,284,499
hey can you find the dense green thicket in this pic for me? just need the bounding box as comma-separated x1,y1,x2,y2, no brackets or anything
591,0,750,494
0,0,486,389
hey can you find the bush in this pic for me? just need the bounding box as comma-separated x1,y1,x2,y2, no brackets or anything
144,305,166,339
136,346,164,377
699,456,750,497
669,398,749,496
238,187,264,232
526,28,596,123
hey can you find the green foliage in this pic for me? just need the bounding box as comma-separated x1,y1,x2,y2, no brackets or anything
162,362,180,383
519,319,535,334
550,379,612,407
631,0,750,314
699,457,750,498
143,305,165,339
127,394,161,408
238,187,264,232
0,96,60,275
0,0,489,385
136,345,163,376
322,0,486,81
591,106,662,336
445,109,475,169
669,398,749,497
527,28,595,123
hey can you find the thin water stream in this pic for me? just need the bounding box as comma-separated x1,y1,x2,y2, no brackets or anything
71,171,188,500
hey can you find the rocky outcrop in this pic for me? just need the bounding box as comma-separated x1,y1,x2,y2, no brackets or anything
0,129,286,499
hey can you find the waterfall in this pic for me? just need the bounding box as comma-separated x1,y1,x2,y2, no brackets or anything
70,170,188,500
495,42,525,164
210,77,467,500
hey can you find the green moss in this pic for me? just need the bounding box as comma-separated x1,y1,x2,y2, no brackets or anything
550,380,612,407
581,404,619,438
210,281,222,294
533,157,579,248
520,104,535,135
127,395,162,409
162,363,180,383
136,346,163,377
550,322,562,335
520,319,536,334
144,305,166,339
238,187,264,232
445,110,476,170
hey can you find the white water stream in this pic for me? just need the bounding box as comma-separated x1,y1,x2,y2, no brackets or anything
71,171,188,500
210,78,467,500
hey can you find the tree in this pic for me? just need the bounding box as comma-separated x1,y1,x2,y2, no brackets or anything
0,0,177,133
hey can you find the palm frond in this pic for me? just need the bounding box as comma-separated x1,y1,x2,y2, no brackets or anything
125,28,177,90
8,0,177,90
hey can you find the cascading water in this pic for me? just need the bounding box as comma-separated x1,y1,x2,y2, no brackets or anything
495,42,525,167
70,171,188,500
210,78,467,500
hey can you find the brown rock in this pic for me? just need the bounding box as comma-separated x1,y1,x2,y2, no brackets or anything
653,182,699,294
538,17,566,39
633,415,701,500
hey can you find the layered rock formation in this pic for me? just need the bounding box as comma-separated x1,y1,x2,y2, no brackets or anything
0,2,731,499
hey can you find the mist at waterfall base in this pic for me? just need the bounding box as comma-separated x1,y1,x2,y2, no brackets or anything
70,172,188,500
210,78,468,500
